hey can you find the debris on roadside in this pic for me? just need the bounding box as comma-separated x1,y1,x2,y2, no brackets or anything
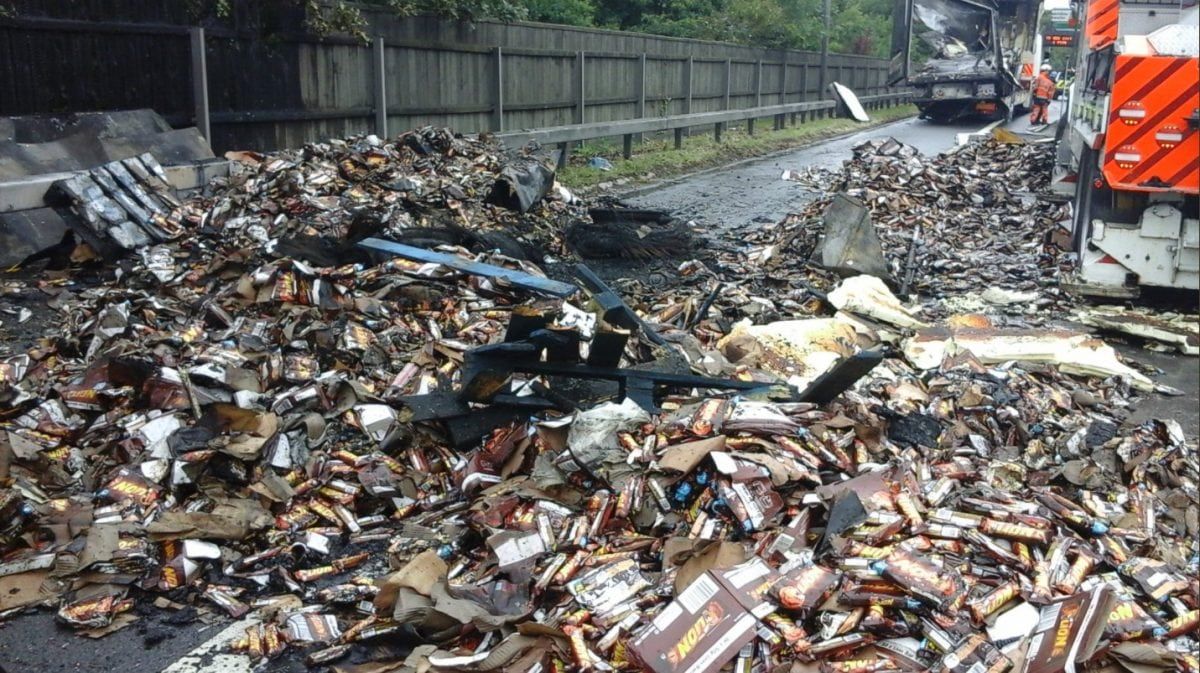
0,128,1195,673
1075,307,1200,356
762,137,1067,319
49,153,185,255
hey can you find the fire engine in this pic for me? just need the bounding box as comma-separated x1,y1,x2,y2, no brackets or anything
1053,0,1199,296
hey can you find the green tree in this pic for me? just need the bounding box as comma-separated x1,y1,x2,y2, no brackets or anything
523,0,596,25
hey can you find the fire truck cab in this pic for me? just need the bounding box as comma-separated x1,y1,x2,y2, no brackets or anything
1053,0,1199,296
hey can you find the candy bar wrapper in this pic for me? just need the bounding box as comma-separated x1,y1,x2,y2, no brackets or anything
56,593,133,629
932,633,1010,673
711,452,783,533
874,549,965,613
822,656,901,673
1103,592,1165,641
1118,557,1188,603
567,558,651,618
284,612,342,643
772,563,841,618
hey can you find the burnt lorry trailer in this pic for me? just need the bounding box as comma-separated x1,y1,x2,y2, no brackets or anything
890,0,1041,121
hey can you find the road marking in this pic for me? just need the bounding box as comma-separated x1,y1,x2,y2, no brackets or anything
956,119,1005,146
160,615,259,673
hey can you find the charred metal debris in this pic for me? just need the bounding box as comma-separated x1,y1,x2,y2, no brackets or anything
0,128,1196,673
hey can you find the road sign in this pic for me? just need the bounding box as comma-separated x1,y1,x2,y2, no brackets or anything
1045,32,1075,47
1050,8,1071,23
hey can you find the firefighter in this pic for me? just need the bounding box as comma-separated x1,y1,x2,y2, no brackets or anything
1030,63,1055,125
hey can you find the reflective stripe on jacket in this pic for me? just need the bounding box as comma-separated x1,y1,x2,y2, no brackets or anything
1034,74,1056,100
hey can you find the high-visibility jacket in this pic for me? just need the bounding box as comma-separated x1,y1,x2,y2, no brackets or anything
1034,73,1056,100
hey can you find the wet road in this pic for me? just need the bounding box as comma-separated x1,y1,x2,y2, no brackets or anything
624,102,1061,233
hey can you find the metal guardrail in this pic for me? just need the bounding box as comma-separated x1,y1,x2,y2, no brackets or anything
497,91,912,165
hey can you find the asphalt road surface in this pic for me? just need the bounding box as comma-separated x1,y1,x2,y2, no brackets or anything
623,101,1064,231
4,100,1196,673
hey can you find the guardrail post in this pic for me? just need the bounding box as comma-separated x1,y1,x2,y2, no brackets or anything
373,37,388,138
623,134,633,159
674,127,684,149
189,27,210,143
492,47,504,132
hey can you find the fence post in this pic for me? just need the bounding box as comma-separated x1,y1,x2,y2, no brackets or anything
780,57,788,106
718,58,730,139
683,56,693,138
635,53,646,143
777,57,787,129
373,37,388,138
749,60,759,134
755,59,763,108
575,51,586,124
189,27,210,143
569,50,585,159
723,58,731,109
492,47,504,132
637,54,647,119
819,0,830,101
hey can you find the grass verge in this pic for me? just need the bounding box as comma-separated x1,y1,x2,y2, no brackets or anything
558,105,917,191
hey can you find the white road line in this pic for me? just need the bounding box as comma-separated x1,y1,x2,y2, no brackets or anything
956,119,1005,146
160,615,260,673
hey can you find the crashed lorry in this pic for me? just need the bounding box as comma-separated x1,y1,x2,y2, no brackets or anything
1051,0,1199,297
890,0,1041,121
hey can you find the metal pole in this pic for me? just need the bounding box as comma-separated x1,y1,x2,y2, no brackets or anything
373,37,388,138
492,47,504,132
189,27,210,143
819,0,830,99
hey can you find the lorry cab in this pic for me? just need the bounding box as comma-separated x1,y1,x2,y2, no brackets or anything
1057,0,1199,296
891,0,1041,121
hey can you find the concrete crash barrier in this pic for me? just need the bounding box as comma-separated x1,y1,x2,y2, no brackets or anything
0,110,225,268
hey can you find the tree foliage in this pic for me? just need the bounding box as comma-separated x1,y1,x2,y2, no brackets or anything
189,0,892,56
